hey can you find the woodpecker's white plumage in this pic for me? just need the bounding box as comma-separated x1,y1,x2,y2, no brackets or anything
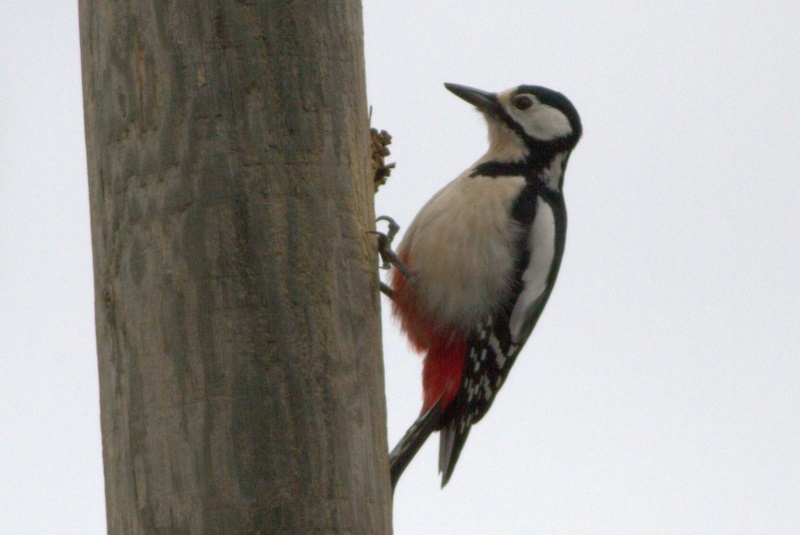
387,83,582,489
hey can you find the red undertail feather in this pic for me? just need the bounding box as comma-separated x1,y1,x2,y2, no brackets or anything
391,252,467,413
421,339,466,411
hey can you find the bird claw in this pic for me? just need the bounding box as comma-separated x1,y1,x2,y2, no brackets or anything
370,215,415,284
375,215,400,244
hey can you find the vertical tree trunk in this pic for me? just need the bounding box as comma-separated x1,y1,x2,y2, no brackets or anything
80,1,391,533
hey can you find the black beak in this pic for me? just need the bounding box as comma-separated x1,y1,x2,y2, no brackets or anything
444,83,501,115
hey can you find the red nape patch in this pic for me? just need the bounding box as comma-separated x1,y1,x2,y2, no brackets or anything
421,338,467,412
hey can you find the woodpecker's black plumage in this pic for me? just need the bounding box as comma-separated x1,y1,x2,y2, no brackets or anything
438,186,568,485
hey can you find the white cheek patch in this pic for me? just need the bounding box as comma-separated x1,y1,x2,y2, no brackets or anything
521,105,572,141
508,197,556,342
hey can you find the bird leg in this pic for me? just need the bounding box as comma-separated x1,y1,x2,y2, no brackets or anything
379,281,395,300
370,215,415,299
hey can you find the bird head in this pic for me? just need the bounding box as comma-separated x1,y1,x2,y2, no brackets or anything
445,83,582,165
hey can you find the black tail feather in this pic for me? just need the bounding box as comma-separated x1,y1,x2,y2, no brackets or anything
438,412,472,487
389,402,444,491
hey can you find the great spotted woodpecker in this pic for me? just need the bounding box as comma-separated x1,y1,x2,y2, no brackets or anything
380,83,582,489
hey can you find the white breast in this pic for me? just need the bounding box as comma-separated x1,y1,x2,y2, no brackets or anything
508,196,556,342
398,173,526,330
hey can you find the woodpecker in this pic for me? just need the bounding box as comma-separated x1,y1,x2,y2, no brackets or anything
382,83,582,489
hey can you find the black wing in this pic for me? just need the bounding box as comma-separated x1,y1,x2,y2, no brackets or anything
438,190,567,486
438,306,525,486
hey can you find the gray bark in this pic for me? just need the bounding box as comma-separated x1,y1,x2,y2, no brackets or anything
79,1,391,533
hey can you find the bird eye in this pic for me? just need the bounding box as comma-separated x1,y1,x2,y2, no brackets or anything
512,96,533,111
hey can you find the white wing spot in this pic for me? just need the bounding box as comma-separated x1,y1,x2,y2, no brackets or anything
508,197,556,341
460,414,472,433
489,333,507,369
481,376,493,400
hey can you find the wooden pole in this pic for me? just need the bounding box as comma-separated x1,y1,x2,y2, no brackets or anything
79,1,391,532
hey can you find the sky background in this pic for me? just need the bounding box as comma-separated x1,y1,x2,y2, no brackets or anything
1,1,799,533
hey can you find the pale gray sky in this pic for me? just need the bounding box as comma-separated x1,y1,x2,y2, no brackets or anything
2,1,799,533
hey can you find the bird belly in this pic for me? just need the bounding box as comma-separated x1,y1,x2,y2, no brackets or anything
395,174,526,340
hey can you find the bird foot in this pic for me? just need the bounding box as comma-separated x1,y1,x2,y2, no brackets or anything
369,216,415,298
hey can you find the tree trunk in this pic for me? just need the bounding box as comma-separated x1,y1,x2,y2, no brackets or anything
79,1,391,533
